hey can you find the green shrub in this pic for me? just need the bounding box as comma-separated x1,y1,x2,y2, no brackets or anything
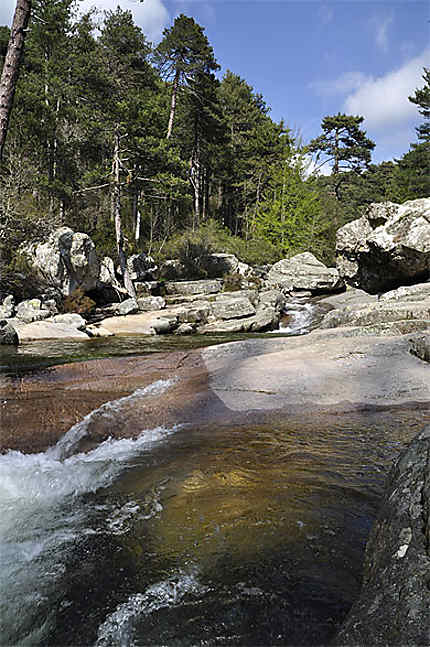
177,236,214,279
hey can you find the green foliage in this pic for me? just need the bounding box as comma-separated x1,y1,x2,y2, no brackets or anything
62,288,96,317
409,67,430,142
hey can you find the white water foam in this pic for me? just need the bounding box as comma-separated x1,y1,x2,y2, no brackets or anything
0,378,178,645
270,301,316,335
96,571,207,647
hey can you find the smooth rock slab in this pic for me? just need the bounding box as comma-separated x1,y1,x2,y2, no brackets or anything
164,279,222,296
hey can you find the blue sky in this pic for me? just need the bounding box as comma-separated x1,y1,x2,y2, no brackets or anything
1,0,429,166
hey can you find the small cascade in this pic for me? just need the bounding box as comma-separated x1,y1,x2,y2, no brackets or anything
270,295,333,336
0,379,178,646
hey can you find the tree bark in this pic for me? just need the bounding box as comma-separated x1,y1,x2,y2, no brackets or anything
166,68,180,139
112,126,136,299
0,0,32,163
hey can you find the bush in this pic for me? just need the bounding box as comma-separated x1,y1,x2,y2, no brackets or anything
177,236,214,279
62,288,96,317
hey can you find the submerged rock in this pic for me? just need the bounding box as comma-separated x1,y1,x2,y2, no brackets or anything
336,197,430,293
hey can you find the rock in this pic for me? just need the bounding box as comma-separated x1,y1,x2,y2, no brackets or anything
334,427,430,646
207,253,239,276
409,332,430,362
125,253,157,281
100,312,178,335
98,256,125,299
118,298,139,316
258,289,286,312
0,320,18,344
12,320,90,341
15,299,52,323
0,295,15,319
166,301,211,324
199,305,279,333
164,279,222,296
86,324,115,338
217,289,259,305
319,287,377,310
267,252,344,294
211,295,256,320
174,323,196,335
320,300,430,332
380,281,430,302
137,296,166,311
336,197,430,293
51,313,87,331
23,227,100,296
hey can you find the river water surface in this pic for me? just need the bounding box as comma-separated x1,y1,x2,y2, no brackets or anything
1,302,428,646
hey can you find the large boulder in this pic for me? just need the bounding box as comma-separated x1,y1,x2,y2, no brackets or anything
125,253,157,281
23,227,100,296
266,252,344,294
164,279,222,296
15,298,52,324
0,320,18,345
334,426,430,646
336,197,430,294
0,295,15,319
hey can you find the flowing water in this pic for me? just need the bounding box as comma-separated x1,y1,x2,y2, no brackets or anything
0,300,428,646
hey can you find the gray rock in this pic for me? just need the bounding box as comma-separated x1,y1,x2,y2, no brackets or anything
15,299,51,323
137,296,166,311
380,281,430,302
199,305,279,333
0,295,15,319
258,289,286,312
164,279,222,296
267,252,344,293
159,259,185,280
51,313,87,331
0,320,18,344
409,332,430,362
98,256,124,295
320,300,430,331
118,298,139,316
336,197,430,293
174,322,196,335
151,315,178,334
334,427,430,646
125,253,157,281
212,295,256,320
22,227,100,296
216,289,259,305
167,301,211,324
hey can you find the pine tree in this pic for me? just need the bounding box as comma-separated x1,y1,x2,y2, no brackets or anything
409,67,430,142
154,14,219,140
307,113,375,200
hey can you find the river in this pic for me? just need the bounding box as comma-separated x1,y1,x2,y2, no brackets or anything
0,299,428,646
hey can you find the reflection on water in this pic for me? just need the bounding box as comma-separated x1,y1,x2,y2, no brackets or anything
19,411,422,647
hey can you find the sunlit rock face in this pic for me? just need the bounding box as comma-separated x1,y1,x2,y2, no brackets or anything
23,227,100,296
336,198,430,294
266,252,344,294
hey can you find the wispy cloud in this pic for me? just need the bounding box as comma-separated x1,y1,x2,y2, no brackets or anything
310,71,368,97
371,13,393,53
344,47,429,128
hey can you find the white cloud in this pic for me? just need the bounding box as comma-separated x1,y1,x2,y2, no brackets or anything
310,71,368,97
344,48,429,129
79,0,170,43
373,14,393,53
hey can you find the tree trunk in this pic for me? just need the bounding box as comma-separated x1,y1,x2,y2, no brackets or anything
112,126,136,299
0,0,32,163
166,68,180,140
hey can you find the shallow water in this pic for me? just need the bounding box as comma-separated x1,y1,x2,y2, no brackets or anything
1,298,426,645
1,378,426,645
